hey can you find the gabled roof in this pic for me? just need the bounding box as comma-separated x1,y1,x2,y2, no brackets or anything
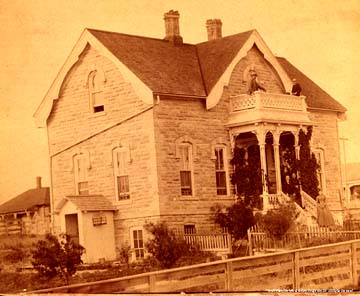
34,27,346,127
0,187,50,215
88,29,206,97
196,30,254,93
57,195,116,212
277,57,346,112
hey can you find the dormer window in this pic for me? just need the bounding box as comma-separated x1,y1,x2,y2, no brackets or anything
88,70,105,113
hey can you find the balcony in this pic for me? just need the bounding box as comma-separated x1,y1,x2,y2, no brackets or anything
227,91,311,127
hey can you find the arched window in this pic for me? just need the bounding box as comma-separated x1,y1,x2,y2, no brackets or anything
73,154,89,195
88,70,105,113
113,147,130,201
179,143,194,196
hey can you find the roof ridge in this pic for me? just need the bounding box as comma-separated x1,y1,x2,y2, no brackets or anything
87,28,196,47
195,29,255,46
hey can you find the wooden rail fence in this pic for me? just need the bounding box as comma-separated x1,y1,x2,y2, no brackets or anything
30,239,360,293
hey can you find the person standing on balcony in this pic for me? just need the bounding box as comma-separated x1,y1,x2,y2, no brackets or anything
291,78,302,96
247,71,266,95
316,192,335,227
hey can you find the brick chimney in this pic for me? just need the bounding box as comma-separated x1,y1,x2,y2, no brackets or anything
36,176,42,189
164,10,183,45
206,19,222,41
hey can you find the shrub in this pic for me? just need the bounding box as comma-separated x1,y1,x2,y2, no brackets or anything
144,222,192,269
259,202,296,240
117,243,131,267
211,200,256,243
31,233,85,284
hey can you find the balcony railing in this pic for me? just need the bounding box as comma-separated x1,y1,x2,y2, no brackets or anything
230,91,307,113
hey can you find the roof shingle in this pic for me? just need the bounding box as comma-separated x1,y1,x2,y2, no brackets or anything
0,187,50,214
88,28,345,113
277,57,346,112
64,195,116,212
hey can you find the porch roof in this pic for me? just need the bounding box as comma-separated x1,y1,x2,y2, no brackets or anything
57,195,116,212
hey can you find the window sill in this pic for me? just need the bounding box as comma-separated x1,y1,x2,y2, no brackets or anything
178,195,199,201
215,195,236,201
115,198,132,205
89,111,107,118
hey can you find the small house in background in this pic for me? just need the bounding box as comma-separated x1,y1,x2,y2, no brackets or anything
342,163,360,223
0,177,50,235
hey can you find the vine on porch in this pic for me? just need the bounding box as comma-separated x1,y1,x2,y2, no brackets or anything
298,126,320,199
280,126,320,201
230,145,262,209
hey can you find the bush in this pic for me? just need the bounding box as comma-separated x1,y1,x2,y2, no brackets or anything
259,202,296,240
144,222,192,269
117,243,131,267
211,200,256,242
31,233,85,284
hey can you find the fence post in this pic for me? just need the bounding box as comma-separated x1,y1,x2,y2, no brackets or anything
224,261,233,291
351,242,358,288
227,233,232,254
293,251,300,289
247,229,253,256
148,274,156,292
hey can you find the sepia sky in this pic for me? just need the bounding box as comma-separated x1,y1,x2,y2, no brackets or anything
0,0,359,204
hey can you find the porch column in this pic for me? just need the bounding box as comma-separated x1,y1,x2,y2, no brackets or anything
294,133,300,160
259,142,268,194
273,143,282,194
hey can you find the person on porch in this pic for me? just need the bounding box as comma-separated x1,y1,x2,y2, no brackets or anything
291,78,302,96
316,191,335,227
247,71,266,95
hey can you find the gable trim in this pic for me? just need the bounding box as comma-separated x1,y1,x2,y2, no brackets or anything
33,29,153,127
206,30,293,109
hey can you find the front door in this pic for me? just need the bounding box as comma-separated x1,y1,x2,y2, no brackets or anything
65,214,79,244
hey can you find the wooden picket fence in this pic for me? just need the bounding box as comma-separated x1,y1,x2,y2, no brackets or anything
248,224,360,254
182,232,232,253
29,239,360,293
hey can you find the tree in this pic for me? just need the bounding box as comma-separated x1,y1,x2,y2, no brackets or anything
144,222,191,269
231,145,262,208
31,233,85,285
298,127,320,199
211,200,256,245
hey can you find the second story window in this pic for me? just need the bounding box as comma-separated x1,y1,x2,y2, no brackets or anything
179,144,193,196
215,147,227,195
74,155,89,195
114,149,130,200
88,70,105,113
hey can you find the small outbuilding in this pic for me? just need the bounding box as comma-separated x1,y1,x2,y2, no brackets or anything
0,177,50,235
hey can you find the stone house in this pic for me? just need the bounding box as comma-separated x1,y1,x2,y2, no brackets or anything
34,11,346,263
0,177,50,235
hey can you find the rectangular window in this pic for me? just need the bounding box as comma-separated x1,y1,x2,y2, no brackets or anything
115,150,130,200
215,148,227,195
179,145,193,196
75,156,89,195
132,229,144,260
